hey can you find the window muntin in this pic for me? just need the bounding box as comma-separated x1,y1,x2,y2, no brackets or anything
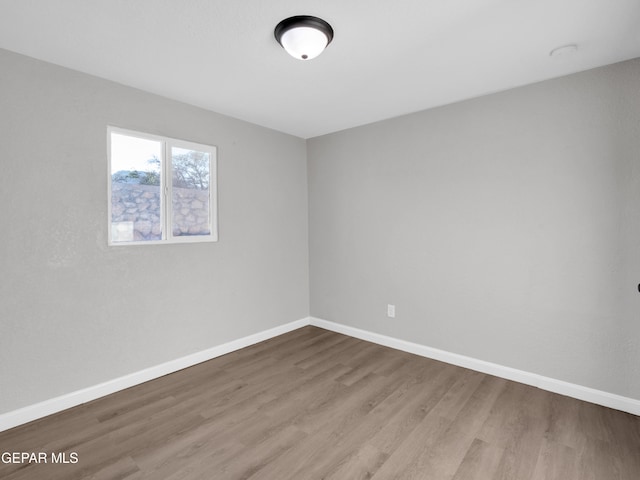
108,128,217,245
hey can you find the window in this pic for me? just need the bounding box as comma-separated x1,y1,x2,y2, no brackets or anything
108,127,218,245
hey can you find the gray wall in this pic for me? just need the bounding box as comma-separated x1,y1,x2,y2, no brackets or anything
0,49,309,414
308,59,640,400
2,47,638,416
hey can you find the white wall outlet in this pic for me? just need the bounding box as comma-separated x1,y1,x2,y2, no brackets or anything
387,304,396,318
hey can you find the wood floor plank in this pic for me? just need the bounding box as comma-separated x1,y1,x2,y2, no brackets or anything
322,444,389,480
530,439,577,480
451,438,505,480
384,375,507,480
1,326,639,480
293,333,359,369
366,360,461,455
368,411,453,479
212,424,306,480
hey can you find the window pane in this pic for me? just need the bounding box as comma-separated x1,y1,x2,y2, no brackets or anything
171,147,211,237
110,133,163,242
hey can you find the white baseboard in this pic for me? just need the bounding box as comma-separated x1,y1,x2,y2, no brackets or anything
309,317,640,416
0,317,309,433
3,315,638,433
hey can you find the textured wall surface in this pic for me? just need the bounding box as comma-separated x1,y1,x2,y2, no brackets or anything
2,46,639,416
0,49,309,414
308,59,640,400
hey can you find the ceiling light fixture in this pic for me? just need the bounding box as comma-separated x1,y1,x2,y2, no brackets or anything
274,15,334,60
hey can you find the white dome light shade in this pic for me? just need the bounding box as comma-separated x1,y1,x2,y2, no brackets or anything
275,16,334,61
280,27,328,60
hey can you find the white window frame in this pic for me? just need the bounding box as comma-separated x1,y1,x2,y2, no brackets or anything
107,126,218,246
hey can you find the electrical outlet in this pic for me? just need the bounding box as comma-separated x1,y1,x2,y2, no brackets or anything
387,304,396,318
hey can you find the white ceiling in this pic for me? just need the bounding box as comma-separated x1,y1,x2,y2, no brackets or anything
1,0,639,138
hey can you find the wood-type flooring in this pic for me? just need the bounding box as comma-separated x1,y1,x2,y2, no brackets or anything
1,326,639,479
